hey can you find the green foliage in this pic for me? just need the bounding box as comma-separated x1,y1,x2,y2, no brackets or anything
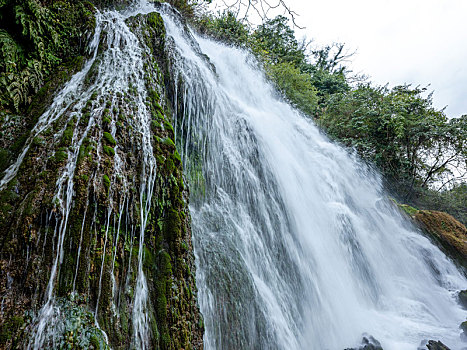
252,16,306,67
197,11,249,45
320,83,467,222
412,182,467,226
265,61,318,116
0,0,95,111
309,67,349,103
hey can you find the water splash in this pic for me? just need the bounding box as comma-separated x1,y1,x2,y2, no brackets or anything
161,8,467,350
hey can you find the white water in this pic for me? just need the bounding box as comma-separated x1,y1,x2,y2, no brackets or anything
2,1,465,348
161,8,467,350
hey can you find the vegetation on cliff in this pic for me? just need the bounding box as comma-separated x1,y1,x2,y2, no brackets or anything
0,1,205,349
399,203,467,271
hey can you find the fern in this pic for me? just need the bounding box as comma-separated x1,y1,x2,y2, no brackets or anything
1,0,95,111
0,30,23,73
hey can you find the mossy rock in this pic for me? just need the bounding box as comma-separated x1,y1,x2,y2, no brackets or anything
0,148,9,173
414,210,467,270
103,145,115,157
103,132,116,146
52,148,69,164
398,203,419,217
0,315,24,344
425,340,451,350
103,174,110,192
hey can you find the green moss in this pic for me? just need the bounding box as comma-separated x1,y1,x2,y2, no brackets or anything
147,12,165,37
172,150,181,166
103,115,111,125
61,121,75,147
162,138,175,148
31,136,44,148
53,147,69,164
103,145,115,157
143,246,156,270
151,120,161,132
398,204,419,217
0,315,24,343
103,132,116,146
166,209,181,244
163,119,174,134
103,175,110,193
10,134,28,154
148,88,160,104
161,251,173,276
165,157,175,174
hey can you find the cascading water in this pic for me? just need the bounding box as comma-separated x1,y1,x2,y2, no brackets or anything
161,8,467,350
0,1,161,348
2,0,465,348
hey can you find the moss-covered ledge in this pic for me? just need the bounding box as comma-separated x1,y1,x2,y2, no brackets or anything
398,204,467,271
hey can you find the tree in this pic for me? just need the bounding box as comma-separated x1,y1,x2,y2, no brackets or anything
320,84,466,198
265,61,318,116
251,15,305,66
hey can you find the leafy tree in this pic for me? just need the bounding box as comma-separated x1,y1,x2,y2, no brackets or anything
265,61,318,116
251,15,305,67
320,84,466,199
196,11,250,45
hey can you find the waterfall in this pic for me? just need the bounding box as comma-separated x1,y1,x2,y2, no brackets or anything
2,1,465,348
160,8,467,350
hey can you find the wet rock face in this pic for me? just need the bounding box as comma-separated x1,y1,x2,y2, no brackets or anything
0,4,203,350
415,210,467,270
344,334,383,350
398,204,467,272
424,340,451,350
459,290,467,309
460,320,467,343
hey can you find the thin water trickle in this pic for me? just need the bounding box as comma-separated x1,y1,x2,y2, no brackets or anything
160,8,467,350
0,1,163,348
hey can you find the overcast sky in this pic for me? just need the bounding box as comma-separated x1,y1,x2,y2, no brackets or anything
210,0,467,117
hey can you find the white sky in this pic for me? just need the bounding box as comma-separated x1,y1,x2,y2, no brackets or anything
210,0,467,117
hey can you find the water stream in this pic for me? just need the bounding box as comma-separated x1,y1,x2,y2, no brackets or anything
161,7,467,350
2,1,465,349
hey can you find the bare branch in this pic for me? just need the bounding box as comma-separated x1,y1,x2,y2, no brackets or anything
213,0,304,28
